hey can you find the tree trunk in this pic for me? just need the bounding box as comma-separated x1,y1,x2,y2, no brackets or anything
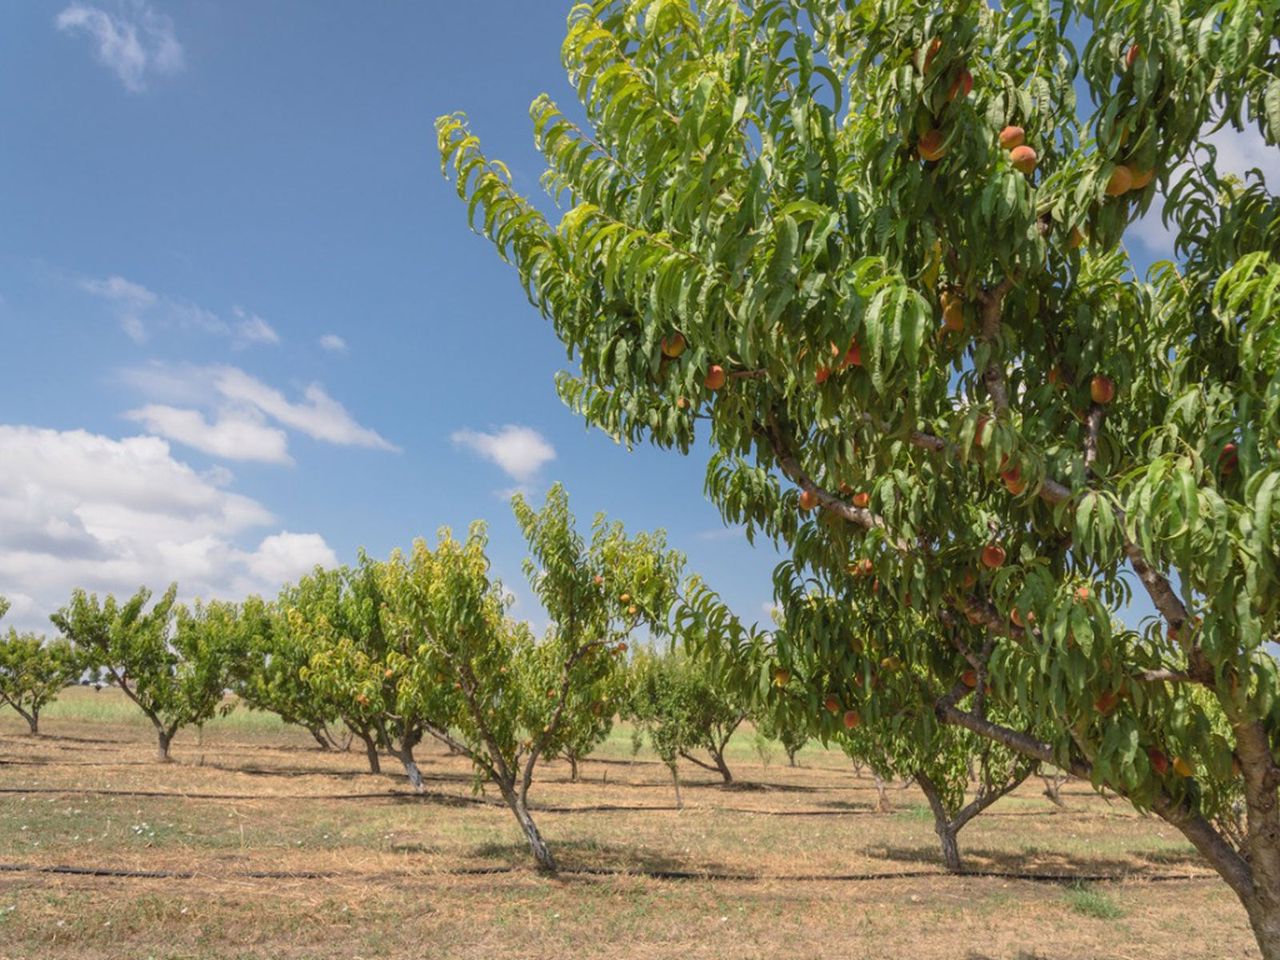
156,729,173,763
787,748,798,768
568,755,580,783
712,748,733,783
872,774,893,813
308,725,333,751
1244,891,1280,960
668,762,683,809
357,731,381,774
501,784,556,871
1040,773,1067,808
28,712,39,736
397,746,424,793
916,771,962,872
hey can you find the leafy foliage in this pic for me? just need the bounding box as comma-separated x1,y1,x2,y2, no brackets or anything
51,587,246,759
437,0,1280,946
0,629,79,734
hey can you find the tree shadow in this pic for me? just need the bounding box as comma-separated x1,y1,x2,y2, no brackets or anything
869,843,1205,877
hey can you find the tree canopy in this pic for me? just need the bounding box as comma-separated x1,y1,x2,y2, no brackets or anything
437,1,1280,952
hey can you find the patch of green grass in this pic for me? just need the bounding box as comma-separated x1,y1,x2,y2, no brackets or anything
1064,882,1125,920
896,803,934,821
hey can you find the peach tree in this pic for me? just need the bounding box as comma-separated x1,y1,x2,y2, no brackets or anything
51,588,245,761
438,0,1280,950
379,484,683,870
0,611,80,736
233,595,352,752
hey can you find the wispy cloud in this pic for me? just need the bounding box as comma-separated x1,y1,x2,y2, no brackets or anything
319,334,347,353
118,362,400,460
55,2,184,93
212,368,399,451
125,405,292,465
80,274,280,348
451,425,556,484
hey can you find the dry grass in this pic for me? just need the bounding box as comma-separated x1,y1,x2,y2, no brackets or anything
0,688,1259,959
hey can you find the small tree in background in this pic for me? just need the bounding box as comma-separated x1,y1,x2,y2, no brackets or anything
274,566,392,774
627,647,748,790
51,588,244,761
382,484,684,870
0,626,79,735
234,596,349,752
292,555,445,791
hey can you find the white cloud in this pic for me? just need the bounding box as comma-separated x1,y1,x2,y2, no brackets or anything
0,425,333,633
212,367,399,451
319,334,348,353
117,363,399,458
79,275,279,348
55,2,184,93
451,425,556,483
245,533,336,584
124,404,293,464
231,308,281,347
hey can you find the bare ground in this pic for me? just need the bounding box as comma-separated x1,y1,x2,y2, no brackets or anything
0,689,1259,959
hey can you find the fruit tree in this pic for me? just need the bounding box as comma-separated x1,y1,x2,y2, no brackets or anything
437,1,1280,951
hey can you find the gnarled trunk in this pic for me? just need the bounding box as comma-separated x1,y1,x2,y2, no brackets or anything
917,771,962,872
156,729,173,763
711,748,733,783
567,754,580,783
499,782,555,871
356,730,381,774
307,725,334,751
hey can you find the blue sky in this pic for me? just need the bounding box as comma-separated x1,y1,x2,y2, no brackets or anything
0,2,1274,636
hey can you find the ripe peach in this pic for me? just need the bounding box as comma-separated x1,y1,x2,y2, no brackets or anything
982,543,1007,569
962,669,978,688
1090,375,1115,405
704,365,727,390
799,489,820,512
998,125,1025,150
1105,165,1133,197
1220,443,1239,475
815,366,831,385
919,128,947,162
1094,689,1119,715
922,38,942,72
843,709,862,730
1147,748,1170,775
940,291,964,331
824,694,841,714
1010,145,1038,174
852,491,871,509
661,333,687,358
1125,44,1140,70
845,342,863,367
948,68,973,100
1129,168,1155,190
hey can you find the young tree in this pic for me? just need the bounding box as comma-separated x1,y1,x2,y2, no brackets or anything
627,647,748,787
280,558,431,781
51,588,244,761
382,485,684,870
438,2,1280,950
233,598,349,752
0,630,79,735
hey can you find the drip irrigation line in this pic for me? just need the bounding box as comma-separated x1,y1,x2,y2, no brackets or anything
0,860,1218,886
